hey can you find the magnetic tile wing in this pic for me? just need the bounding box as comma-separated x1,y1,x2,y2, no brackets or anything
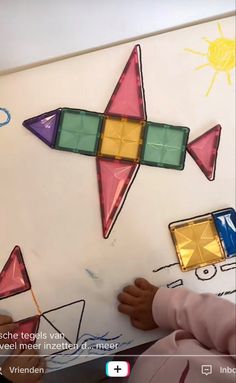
0,246,31,300
97,158,139,238
105,45,146,119
187,125,221,180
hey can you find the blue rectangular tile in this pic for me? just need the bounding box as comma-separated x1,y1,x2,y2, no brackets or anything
213,208,236,257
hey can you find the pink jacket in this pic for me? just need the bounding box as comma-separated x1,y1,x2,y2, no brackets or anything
129,287,236,383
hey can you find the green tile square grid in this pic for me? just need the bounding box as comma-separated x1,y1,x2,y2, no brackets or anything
55,109,104,155
141,122,189,170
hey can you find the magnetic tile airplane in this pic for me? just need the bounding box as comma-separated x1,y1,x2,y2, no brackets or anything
23,45,221,238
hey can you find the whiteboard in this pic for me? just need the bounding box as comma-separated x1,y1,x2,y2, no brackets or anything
0,15,235,373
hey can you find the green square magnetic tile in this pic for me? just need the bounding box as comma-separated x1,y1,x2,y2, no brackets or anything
141,122,189,170
55,108,103,155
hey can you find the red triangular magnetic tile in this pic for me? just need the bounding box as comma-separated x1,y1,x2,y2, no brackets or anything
13,316,40,345
187,125,221,181
105,45,146,120
0,246,31,300
97,158,139,238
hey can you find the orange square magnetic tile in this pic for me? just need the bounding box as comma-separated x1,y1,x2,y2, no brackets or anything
169,215,225,271
98,116,144,161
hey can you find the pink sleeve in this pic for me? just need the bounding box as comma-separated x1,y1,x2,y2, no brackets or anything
152,287,236,357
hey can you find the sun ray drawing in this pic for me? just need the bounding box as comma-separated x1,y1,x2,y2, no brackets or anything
185,22,235,96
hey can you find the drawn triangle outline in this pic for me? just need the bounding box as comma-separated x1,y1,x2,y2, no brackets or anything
36,315,73,355
42,299,86,345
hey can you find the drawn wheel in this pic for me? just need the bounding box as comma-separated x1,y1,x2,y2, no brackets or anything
195,265,217,281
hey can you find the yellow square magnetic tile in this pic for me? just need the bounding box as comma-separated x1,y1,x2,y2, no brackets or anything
170,216,225,271
102,118,123,139
98,117,144,161
119,140,141,159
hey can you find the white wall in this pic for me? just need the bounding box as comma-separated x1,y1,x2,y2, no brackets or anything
0,0,235,73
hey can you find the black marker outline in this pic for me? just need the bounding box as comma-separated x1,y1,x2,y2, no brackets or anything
195,265,217,281
220,262,236,272
153,262,179,273
167,279,183,288
39,299,86,355
42,299,86,344
217,289,236,297
138,44,147,121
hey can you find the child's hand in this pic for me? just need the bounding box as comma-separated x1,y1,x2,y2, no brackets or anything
117,278,159,330
0,315,18,344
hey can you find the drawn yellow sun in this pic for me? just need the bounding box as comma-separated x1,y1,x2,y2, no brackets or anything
185,22,235,96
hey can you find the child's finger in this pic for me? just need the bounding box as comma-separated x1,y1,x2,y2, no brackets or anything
117,292,137,306
0,315,14,325
130,317,145,330
118,304,134,316
123,285,141,297
134,278,151,290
